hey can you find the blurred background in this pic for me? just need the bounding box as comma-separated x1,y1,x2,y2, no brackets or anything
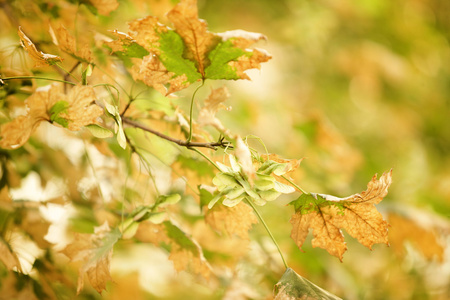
1,0,449,299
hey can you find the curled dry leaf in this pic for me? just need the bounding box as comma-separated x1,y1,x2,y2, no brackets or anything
18,27,63,67
108,0,271,95
0,85,103,149
61,222,121,294
205,201,258,240
49,25,92,63
290,170,392,261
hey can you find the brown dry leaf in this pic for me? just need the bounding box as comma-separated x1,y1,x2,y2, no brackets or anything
18,27,63,67
49,25,92,63
61,222,121,294
205,201,258,240
261,154,302,174
0,84,103,149
21,210,52,249
166,0,216,76
290,170,392,261
88,0,119,16
198,86,231,132
388,212,445,262
0,238,21,271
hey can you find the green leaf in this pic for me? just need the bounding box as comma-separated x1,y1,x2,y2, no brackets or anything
158,30,202,83
156,194,181,207
49,100,70,128
199,185,214,207
274,268,342,300
163,221,198,253
289,193,346,215
85,124,113,138
204,39,246,80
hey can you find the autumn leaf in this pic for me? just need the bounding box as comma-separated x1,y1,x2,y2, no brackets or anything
135,220,212,279
86,0,119,16
0,85,103,149
289,170,392,261
61,222,121,294
205,201,258,240
18,27,63,67
198,86,231,132
388,212,445,262
109,0,271,95
0,237,22,271
49,25,93,63
274,268,342,300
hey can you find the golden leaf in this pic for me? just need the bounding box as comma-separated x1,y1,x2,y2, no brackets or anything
49,25,92,63
88,0,119,16
205,201,258,240
61,222,120,294
167,0,216,76
18,27,63,67
0,85,103,149
388,212,445,262
290,170,392,261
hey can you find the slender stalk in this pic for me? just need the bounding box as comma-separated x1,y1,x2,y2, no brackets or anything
281,175,309,195
245,199,289,269
189,147,221,171
122,117,229,149
2,76,77,85
186,80,205,144
55,63,80,83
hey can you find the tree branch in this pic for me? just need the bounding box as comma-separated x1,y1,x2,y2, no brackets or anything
122,117,231,150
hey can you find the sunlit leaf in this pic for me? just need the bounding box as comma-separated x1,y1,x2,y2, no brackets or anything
290,170,392,261
18,27,63,67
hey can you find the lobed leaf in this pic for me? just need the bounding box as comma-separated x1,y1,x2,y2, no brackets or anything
289,170,392,261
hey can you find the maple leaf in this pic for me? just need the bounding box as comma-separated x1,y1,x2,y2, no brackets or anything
108,0,271,95
289,170,392,261
61,222,121,294
205,201,258,240
18,27,63,67
0,85,103,149
49,25,93,63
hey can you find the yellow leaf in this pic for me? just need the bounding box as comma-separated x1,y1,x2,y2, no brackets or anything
205,201,258,240
0,85,103,149
61,222,120,294
49,25,92,63
290,170,392,261
18,27,63,67
88,0,119,16
388,212,445,262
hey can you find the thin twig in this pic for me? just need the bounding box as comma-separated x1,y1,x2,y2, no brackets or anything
122,117,230,150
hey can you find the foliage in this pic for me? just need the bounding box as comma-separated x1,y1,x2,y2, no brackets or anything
0,0,449,299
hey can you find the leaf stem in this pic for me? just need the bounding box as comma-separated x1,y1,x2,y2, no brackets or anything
186,80,205,144
188,147,221,171
281,175,309,195
55,63,81,83
2,76,77,85
245,199,289,269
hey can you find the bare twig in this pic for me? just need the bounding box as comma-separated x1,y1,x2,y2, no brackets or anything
122,117,231,150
